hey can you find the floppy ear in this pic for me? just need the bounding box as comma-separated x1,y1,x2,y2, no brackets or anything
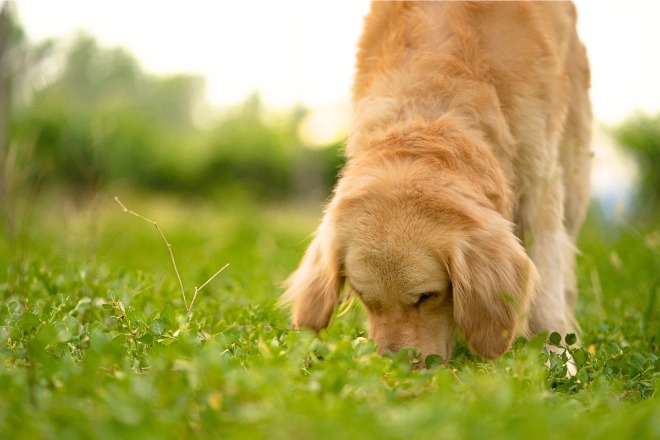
281,216,344,330
447,217,537,359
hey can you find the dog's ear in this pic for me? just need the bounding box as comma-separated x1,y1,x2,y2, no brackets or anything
281,216,344,330
447,216,537,359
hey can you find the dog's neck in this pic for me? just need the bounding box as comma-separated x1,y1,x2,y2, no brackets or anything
344,115,513,220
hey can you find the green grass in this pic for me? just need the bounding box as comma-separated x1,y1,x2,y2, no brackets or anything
1,191,658,439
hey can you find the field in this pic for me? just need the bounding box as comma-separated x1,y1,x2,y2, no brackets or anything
1,190,658,439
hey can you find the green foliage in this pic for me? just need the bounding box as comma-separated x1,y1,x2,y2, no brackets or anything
1,195,658,439
9,33,343,201
546,332,658,400
11,34,207,192
612,113,660,215
197,96,342,199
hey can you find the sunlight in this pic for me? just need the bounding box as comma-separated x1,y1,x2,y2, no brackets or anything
298,105,349,149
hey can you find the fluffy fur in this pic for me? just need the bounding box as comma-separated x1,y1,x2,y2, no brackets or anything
283,1,591,363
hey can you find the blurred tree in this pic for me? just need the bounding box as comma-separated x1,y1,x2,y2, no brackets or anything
0,1,33,241
202,94,300,198
202,95,343,201
11,33,207,195
0,2,10,203
7,28,343,202
613,113,660,216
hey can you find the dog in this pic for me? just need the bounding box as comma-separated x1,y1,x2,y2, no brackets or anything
283,1,591,365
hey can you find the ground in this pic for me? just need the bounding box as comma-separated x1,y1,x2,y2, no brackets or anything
0,190,658,439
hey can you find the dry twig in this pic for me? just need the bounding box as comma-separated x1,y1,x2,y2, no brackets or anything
114,196,228,312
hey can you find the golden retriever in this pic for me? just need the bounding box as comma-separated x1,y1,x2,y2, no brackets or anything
283,1,591,365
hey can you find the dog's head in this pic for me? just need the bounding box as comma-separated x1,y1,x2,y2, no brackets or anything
282,128,537,363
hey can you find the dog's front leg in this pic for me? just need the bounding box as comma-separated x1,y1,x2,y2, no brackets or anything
518,175,579,376
518,175,577,338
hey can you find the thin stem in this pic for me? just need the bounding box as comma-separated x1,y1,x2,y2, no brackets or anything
114,197,188,310
187,263,229,312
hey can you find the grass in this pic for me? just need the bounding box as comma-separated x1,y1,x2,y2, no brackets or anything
1,190,658,439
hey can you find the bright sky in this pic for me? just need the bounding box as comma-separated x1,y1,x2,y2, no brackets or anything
16,0,660,125
16,1,371,111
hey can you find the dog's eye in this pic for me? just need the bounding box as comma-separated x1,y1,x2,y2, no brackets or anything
416,291,439,307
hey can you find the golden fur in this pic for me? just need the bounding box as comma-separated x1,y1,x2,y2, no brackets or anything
283,1,591,363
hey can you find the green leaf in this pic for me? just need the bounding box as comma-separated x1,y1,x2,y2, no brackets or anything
89,327,109,351
19,312,40,333
131,310,147,325
548,332,562,347
425,354,444,369
311,340,331,359
110,334,127,347
54,322,73,342
572,348,587,367
138,333,153,345
160,303,176,325
576,368,589,384
565,333,577,346
630,353,646,370
151,319,166,336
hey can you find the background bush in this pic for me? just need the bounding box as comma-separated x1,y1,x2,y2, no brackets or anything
612,113,660,217
7,31,344,203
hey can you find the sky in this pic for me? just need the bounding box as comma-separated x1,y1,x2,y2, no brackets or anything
16,1,371,111
14,0,660,207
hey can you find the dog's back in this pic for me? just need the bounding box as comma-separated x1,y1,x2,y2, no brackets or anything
352,3,590,159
